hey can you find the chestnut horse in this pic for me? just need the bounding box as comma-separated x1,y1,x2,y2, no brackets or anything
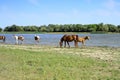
13,35,24,44
0,36,6,42
34,35,40,43
77,36,90,46
59,34,78,48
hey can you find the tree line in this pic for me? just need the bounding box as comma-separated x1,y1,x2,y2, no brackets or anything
0,23,120,33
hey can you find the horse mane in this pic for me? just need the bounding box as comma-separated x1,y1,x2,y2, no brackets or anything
60,34,67,42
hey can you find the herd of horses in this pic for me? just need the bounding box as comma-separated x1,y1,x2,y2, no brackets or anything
0,35,40,45
0,34,90,48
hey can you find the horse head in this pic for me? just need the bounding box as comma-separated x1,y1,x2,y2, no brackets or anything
85,36,90,40
59,41,63,48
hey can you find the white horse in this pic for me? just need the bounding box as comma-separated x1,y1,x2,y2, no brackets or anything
13,35,24,44
34,35,40,44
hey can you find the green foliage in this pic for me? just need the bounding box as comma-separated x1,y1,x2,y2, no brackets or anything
0,27,2,32
24,26,38,32
4,24,24,32
3,23,120,33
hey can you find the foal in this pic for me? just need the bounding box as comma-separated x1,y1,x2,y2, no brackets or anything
77,36,90,46
13,35,24,44
59,34,78,48
0,36,6,43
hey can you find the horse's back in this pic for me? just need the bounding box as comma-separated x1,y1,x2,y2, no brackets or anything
18,36,24,41
0,36,5,39
61,34,78,42
34,36,40,40
77,37,84,42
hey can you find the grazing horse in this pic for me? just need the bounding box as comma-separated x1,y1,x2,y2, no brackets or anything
34,35,40,43
77,36,90,46
0,36,6,43
59,34,78,48
13,35,24,44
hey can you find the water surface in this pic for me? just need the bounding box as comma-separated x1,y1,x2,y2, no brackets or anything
0,33,120,47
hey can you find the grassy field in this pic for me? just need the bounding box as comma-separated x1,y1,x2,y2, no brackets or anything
0,44,120,80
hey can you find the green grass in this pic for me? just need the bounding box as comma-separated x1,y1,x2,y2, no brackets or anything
0,44,120,80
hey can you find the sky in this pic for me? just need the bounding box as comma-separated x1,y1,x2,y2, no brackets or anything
0,0,120,28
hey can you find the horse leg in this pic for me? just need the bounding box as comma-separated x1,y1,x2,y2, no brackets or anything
64,41,66,48
21,41,23,44
74,41,78,48
3,37,6,43
16,40,18,45
82,42,85,47
21,40,24,44
67,41,70,48
37,40,39,43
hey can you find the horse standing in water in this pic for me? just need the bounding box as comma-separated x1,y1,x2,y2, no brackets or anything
77,36,90,46
59,34,78,48
0,36,6,43
34,35,40,44
13,35,24,44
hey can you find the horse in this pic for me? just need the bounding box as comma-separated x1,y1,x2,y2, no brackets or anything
13,35,24,44
59,34,78,48
0,36,6,43
34,35,40,43
77,36,90,46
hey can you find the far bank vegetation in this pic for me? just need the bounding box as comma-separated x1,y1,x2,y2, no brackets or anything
0,23,120,33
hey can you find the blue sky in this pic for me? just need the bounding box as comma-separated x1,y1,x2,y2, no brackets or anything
0,0,120,28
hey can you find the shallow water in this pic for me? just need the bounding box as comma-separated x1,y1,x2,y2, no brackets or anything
0,33,120,47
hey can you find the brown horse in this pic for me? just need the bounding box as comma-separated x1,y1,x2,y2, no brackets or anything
77,36,90,46
59,34,78,48
0,36,6,42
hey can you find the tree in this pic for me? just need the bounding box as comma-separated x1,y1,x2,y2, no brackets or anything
117,25,120,32
0,27,2,32
108,24,118,32
87,24,97,32
4,24,24,32
38,25,47,32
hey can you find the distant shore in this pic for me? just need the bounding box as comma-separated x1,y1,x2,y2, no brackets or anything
0,31,119,34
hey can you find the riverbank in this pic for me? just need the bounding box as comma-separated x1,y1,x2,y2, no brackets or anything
0,31,119,34
0,44,120,80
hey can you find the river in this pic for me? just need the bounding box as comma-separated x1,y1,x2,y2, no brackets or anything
0,33,120,47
